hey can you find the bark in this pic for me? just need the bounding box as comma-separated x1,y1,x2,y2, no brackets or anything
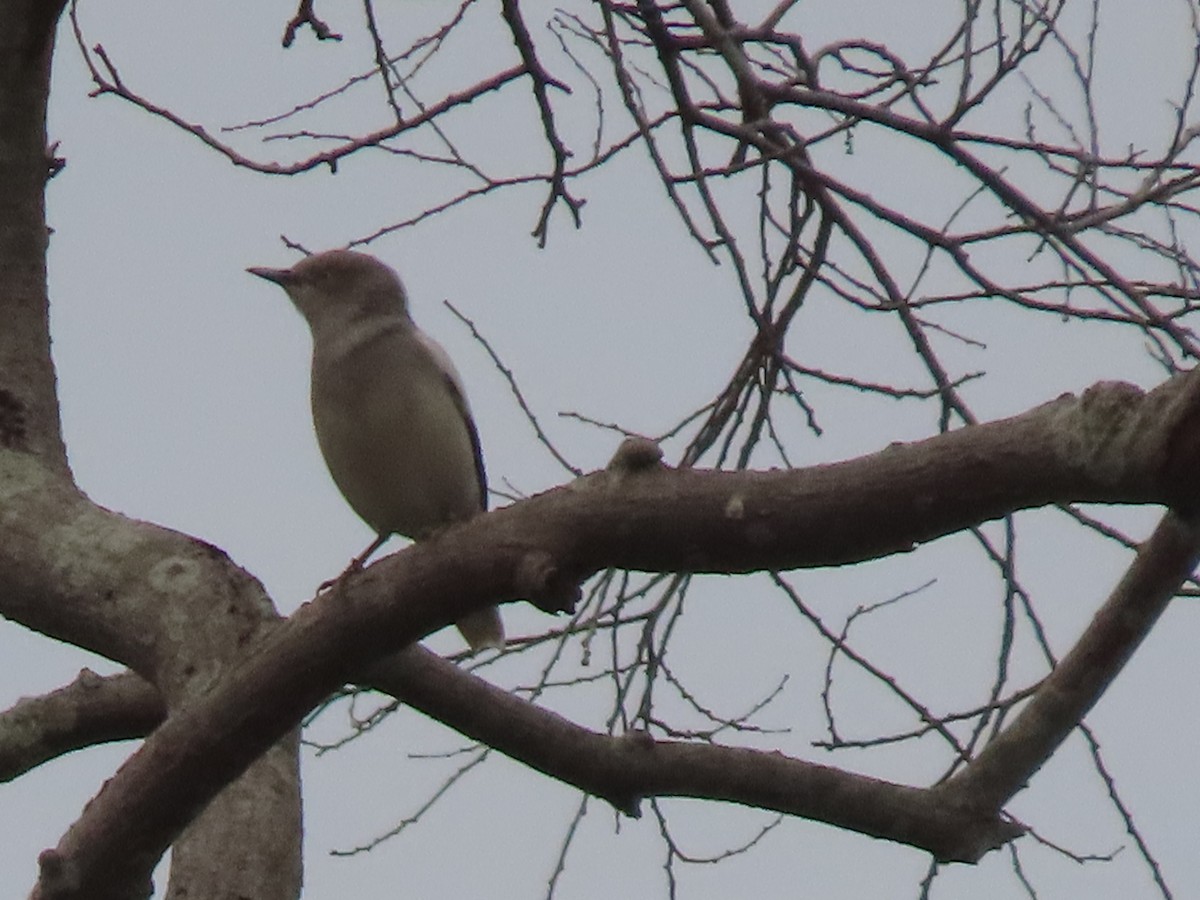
22,369,1200,898
0,4,303,898
7,2,1200,897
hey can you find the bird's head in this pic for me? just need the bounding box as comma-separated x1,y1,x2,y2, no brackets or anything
248,249,410,328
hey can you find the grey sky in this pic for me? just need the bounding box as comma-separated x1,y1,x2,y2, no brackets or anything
5,1,1199,897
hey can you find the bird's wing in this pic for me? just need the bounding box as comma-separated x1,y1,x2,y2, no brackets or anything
414,330,488,513
453,381,488,514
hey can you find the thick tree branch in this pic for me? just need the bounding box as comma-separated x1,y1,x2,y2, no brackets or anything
943,509,1200,810
0,0,70,472
27,370,1200,898
0,649,1017,872
0,468,282,699
0,670,163,783
367,648,1021,863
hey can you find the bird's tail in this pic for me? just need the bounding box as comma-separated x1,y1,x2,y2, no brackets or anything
456,605,505,653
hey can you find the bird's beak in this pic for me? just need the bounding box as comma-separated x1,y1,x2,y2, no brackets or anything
246,266,293,286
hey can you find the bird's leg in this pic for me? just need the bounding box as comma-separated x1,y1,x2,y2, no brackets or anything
351,532,390,569
317,533,389,593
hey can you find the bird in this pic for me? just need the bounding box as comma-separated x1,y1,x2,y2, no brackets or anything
247,249,504,652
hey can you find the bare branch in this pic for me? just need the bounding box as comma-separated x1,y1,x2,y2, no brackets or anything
0,670,163,782
281,0,343,48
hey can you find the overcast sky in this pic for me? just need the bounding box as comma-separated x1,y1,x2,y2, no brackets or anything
4,1,1199,897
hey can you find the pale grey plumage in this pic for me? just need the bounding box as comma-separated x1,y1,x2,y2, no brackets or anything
248,249,504,652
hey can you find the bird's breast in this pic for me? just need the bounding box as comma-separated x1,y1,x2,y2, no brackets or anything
310,334,481,538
